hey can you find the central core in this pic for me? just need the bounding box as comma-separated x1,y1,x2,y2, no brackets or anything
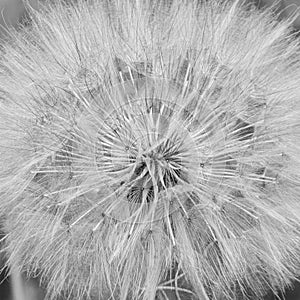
95,95,200,207
126,138,184,203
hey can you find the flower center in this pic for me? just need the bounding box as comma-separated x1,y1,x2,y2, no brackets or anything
95,95,197,206
126,137,185,203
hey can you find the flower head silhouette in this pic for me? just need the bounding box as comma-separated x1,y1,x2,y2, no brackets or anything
0,0,300,299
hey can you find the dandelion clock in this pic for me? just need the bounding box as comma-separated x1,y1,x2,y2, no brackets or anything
0,0,300,299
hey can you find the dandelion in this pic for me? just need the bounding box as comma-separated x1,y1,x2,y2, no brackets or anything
0,0,300,299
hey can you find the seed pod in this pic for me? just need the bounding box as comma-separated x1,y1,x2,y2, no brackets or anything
0,1,300,300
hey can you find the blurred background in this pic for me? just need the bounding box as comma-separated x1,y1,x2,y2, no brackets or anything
0,0,299,299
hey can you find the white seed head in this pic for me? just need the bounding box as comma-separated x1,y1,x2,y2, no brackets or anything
0,0,300,300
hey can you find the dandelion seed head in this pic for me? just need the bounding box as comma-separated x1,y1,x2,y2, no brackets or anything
0,0,300,299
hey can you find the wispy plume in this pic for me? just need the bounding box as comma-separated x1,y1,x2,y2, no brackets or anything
0,0,300,299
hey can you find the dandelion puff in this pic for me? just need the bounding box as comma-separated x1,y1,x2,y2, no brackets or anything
0,0,300,299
